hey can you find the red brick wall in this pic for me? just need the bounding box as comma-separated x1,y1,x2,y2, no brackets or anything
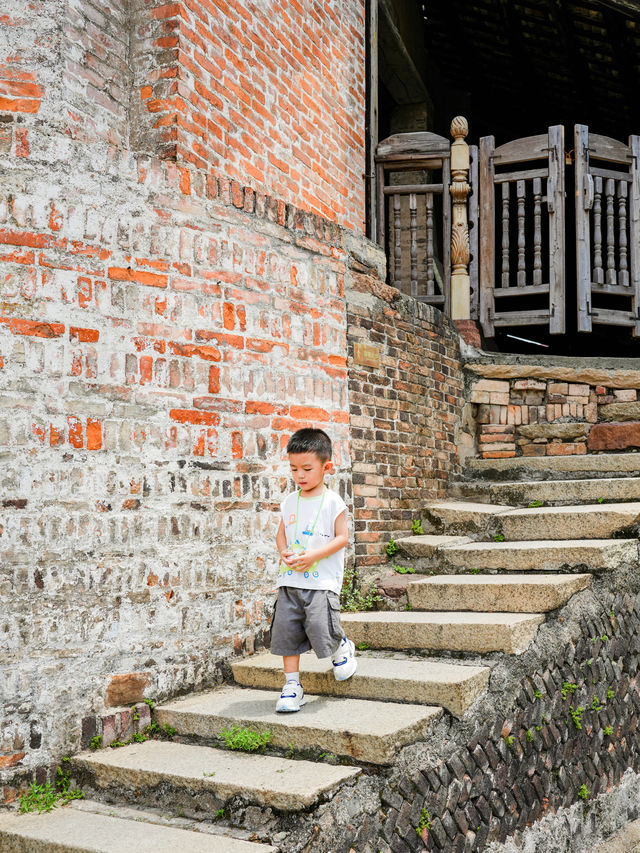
347,292,464,568
134,0,367,231
0,0,363,789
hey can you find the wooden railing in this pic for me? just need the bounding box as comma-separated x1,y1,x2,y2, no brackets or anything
375,119,472,320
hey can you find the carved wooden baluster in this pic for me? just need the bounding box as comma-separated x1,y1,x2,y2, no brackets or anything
533,177,542,286
517,179,526,287
606,177,617,285
450,116,471,319
409,192,418,297
426,192,435,295
501,183,510,288
393,193,402,287
618,180,629,287
593,176,603,284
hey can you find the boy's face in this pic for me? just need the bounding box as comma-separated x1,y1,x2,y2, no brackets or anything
288,452,331,495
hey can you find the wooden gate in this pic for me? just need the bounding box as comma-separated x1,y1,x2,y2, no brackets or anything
375,131,451,313
575,125,640,335
478,126,566,337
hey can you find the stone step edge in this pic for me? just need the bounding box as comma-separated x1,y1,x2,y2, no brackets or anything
72,739,360,812
231,653,491,717
154,687,443,765
0,804,279,852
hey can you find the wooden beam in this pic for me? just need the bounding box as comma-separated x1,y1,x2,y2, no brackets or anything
366,0,379,241
591,0,640,19
378,0,429,105
599,7,640,134
548,0,594,122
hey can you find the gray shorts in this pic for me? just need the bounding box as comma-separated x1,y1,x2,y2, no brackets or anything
269,587,344,658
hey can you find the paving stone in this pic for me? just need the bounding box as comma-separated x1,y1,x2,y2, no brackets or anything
156,686,441,765
342,610,544,654
467,452,640,475
0,807,277,852
441,538,637,572
232,653,489,717
73,740,358,812
408,573,590,613
500,503,640,540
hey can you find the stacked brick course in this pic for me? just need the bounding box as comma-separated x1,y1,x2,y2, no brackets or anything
470,374,640,459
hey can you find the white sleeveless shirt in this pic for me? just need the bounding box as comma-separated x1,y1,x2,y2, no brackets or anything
277,487,347,595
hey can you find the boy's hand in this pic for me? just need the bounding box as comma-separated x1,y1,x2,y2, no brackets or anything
280,549,298,567
287,549,319,572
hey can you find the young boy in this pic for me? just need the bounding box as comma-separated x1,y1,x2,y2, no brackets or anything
271,427,357,712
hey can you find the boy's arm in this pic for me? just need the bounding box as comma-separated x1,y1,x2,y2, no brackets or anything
288,510,348,571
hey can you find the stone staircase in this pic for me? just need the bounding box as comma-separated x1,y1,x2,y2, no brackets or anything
3,462,640,851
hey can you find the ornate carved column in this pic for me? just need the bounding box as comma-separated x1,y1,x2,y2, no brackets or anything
450,116,471,320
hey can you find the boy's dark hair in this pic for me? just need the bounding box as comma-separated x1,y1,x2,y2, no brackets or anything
286,428,332,462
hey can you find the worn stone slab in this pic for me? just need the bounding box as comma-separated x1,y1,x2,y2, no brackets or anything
407,573,591,613
423,501,513,533
73,741,358,812
395,534,472,558
598,402,640,422
232,653,489,717
595,817,640,853
517,423,590,441
467,452,640,475
155,687,441,764
484,477,640,506
588,422,640,451
0,807,277,852
441,539,638,572
500,502,640,540
69,799,264,846
341,610,543,655
465,360,640,388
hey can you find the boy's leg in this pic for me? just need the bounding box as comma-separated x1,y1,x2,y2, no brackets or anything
270,589,309,712
302,590,357,682
283,654,300,681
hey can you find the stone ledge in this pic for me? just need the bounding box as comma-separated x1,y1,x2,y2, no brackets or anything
465,361,640,389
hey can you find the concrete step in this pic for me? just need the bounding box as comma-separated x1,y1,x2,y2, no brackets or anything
396,533,472,559
341,610,543,655
408,573,591,613
422,500,513,534
73,740,358,812
453,476,640,507
0,805,277,852
441,538,638,572
232,652,489,717
466,452,640,480
155,686,441,765
499,502,640,541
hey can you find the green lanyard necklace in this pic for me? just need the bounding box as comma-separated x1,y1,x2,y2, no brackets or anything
292,487,326,545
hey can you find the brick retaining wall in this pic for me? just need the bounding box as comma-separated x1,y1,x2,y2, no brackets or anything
347,291,465,569
468,368,640,459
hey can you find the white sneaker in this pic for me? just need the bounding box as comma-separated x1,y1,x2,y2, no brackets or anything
275,680,306,713
331,636,357,681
